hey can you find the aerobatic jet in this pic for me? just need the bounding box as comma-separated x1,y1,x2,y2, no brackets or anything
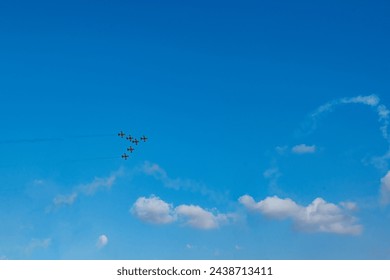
132,139,139,145
140,136,148,142
121,153,129,160
126,135,133,141
118,131,125,138
127,146,134,153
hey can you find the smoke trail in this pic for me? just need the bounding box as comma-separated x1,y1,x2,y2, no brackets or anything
0,133,116,145
305,94,389,142
299,94,390,203
0,138,64,144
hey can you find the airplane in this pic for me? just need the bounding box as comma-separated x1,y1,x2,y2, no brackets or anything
126,135,133,141
140,135,148,142
132,138,139,145
118,131,125,138
121,153,129,160
127,146,134,153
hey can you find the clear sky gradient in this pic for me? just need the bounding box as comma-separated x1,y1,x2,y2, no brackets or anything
1,0,390,259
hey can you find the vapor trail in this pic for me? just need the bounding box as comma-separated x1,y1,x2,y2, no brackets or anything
0,133,115,145
303,94,390,142
0,138,64,144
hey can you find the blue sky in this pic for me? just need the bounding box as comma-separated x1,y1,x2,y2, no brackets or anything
0,0,390,259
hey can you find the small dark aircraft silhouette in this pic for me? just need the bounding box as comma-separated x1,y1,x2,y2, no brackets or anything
132,139,139,145
121,153,129,160
118,131,125,138
140,136,148,142
126,135,133,141
127,146,134,153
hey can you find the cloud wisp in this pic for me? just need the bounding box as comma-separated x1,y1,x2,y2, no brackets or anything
24,238,52,255
380,171,390,205
292,144,316,154
139,161,227,202
239,195,362,235
308,94,389,142
52,193,78,206
50,168,123,210
298,94,390,204
131,195,235,230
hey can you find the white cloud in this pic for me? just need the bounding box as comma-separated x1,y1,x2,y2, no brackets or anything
239,195,362,235
239,195,300,219
380,171,390,205
175,205,229,230
131,195,176,224
97,235,108,248
295,198,361,234
131,195,233,230
292,144,316,154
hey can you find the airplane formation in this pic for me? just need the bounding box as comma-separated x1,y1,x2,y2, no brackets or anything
117,131,148,160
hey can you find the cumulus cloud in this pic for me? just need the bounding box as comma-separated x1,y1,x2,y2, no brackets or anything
380,171,390,205
131,195,233,230
239,195,300,219
131,195,176,224
292,144,316,154
97,235,108,248
239,195,362,235
176,205,231,229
